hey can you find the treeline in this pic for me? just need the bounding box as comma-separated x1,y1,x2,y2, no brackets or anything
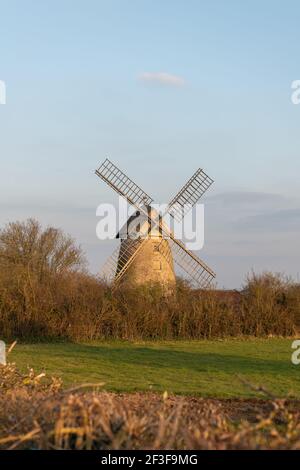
0,219,299,341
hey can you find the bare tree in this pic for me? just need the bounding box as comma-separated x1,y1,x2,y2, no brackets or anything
0,219,86,279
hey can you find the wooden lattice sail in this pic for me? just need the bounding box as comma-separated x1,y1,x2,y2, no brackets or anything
95,159,215,289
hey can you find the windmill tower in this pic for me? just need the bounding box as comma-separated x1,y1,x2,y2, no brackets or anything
116,206,176,286
95,159,215,289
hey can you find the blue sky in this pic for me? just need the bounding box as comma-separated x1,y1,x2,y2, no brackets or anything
0,0,300,287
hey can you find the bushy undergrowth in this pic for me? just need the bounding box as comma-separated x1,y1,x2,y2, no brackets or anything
0,219,299,341
1,363,300,450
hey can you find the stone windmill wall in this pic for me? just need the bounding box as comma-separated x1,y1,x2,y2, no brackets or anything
116,206,176,287
118,237,175,286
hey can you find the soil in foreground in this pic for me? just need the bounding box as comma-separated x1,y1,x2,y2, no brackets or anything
1,363,300,450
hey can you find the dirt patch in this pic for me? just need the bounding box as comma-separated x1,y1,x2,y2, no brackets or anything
1,363,300,450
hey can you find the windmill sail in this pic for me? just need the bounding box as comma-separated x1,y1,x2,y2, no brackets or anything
133,205,216,288
95,159,153,207
100,237,148,285
167,168,213,222
168,239,215,288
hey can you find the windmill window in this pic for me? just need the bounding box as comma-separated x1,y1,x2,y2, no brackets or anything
153,260,162,270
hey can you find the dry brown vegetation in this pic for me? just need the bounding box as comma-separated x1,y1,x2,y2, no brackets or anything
1,362,300,450
0,218,299,341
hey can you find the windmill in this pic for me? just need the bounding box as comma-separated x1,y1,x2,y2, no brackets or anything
95,159,215,289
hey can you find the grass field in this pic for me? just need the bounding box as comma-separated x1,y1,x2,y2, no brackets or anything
10,338,300,398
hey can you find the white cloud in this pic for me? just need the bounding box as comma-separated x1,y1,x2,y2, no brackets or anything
138,72,185,87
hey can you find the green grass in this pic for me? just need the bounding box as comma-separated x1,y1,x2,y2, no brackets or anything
10,338,300,398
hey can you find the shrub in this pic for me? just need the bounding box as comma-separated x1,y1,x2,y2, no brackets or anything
0,219,298,341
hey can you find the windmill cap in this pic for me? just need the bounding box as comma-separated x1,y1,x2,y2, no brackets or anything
117,205,172,239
